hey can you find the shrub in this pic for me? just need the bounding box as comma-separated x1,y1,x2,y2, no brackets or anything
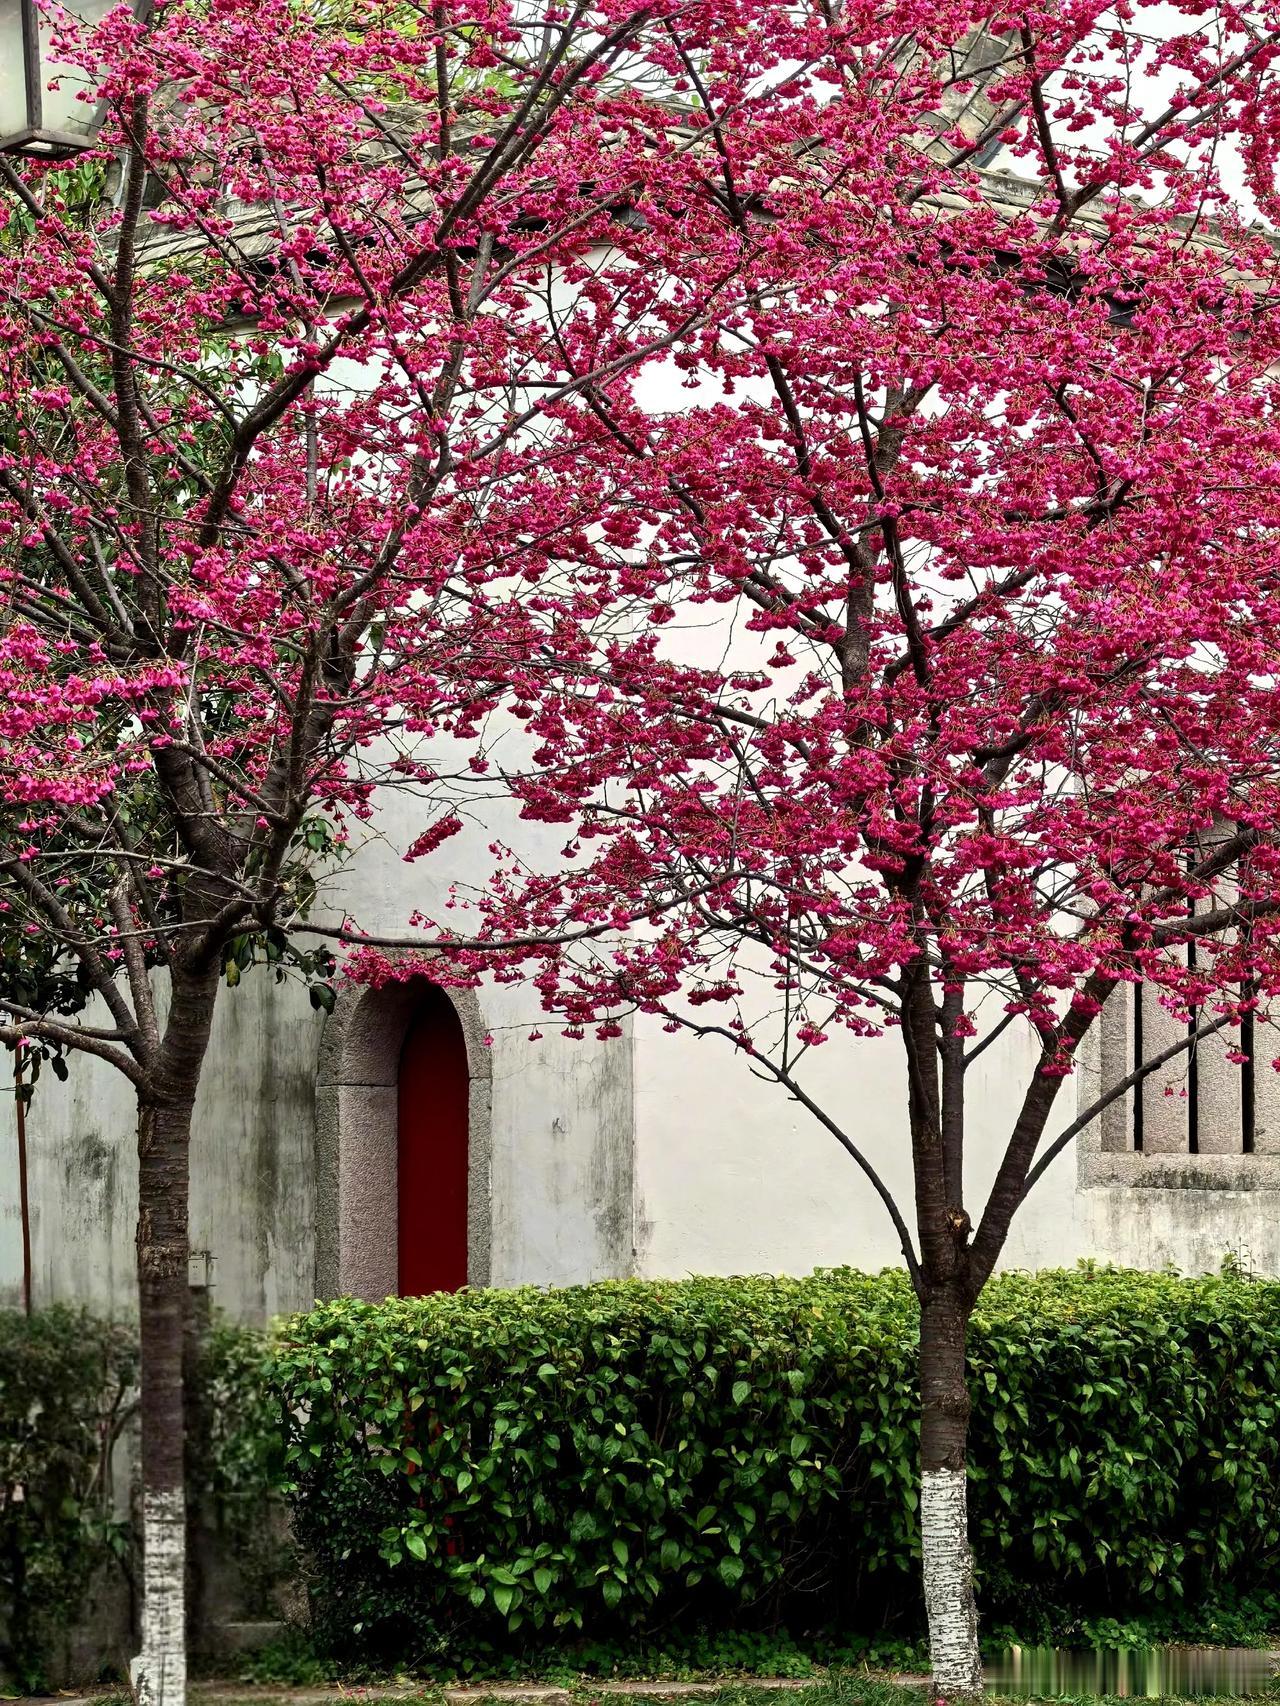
0,1305,292,1690
273,1273,918,1660
0,1306,137,1690
967,1267,1280,1635
270,1265,1280,1661
189,1314,299,1618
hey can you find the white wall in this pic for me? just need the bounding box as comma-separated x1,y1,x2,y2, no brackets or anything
6,813,1280,1323
0,779,637,1320
630,993,1090,1279
630,1000,1280,1281
8,215,1280,1318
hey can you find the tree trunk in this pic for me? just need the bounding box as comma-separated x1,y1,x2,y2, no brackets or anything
919,1286,982,1703
131,968,219,1706
132,1094,192,1706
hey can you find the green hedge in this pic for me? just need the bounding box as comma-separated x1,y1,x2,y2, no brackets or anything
13,1268,1280,1679
272,1267,1280,1660
0,1307,137,1690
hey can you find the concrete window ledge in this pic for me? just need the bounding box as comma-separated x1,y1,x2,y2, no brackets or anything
1079,1151,1280,1192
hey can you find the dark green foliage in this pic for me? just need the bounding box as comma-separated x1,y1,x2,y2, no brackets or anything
0,1308,292,1691
233,1620,925,1686
966,1268,1280,1635
189,1315,300,1616
274,1273,915,1661
10,1267,1280,1687
0,1307,137,1691
272,1268,1280,1663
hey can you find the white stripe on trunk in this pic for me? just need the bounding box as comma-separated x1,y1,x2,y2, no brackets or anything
130,1487,186,1706
921,1465,982,1699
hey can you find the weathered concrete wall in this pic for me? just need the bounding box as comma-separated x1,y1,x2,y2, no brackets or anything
1053,1000,1280,1276
0,971,322,1322
0,838,635,1320
4,908,1280,1318
7,794,1280,1319
1074,1182,1280,1274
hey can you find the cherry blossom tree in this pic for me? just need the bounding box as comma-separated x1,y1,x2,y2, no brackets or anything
7,0,1280,1699
0,0,767,1696
332,0,1280,1695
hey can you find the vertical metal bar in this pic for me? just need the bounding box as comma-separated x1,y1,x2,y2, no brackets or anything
22,0,43,136
15,1050,31,1314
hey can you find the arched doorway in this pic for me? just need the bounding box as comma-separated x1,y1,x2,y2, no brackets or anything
398,987,470,1294
315,974,492,1302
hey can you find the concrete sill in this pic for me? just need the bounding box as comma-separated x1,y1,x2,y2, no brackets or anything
1080,1152,1280,1191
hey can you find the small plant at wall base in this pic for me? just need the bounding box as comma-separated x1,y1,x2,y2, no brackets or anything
188,1317,299,1622
0,1306,301,1695
0,1307,137,1693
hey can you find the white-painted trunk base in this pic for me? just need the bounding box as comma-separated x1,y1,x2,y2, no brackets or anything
920,1466,982,1699
130,1488,186,1706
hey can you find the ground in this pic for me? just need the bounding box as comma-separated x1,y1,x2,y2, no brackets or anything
32,1670,1280,1706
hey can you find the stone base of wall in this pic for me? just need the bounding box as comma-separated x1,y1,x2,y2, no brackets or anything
2,1528,296,1693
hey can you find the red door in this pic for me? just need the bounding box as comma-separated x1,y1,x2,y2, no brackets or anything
397,987,470,1295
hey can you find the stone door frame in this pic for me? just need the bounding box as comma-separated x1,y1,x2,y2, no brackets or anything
314,974,493,1300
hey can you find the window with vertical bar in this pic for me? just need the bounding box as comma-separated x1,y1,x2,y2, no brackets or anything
1095,832,1277,1159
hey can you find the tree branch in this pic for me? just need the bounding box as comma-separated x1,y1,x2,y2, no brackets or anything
668,1011,924,1291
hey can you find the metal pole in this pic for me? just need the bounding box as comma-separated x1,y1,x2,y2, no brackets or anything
15,1050,31,1314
